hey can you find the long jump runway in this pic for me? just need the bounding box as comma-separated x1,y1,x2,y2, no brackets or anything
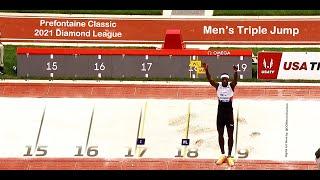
0,81,318,170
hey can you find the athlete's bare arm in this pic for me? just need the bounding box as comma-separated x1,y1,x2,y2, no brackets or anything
230,65,238,91
203,63,219,89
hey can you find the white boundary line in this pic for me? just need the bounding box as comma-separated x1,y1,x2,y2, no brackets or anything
1,12,320,20
162,10,213,17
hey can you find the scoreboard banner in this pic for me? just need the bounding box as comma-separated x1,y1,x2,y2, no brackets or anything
258,52,320,80
1,14,320,45
17,48,252,79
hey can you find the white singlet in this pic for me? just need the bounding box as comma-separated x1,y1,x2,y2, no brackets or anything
217,82,234,102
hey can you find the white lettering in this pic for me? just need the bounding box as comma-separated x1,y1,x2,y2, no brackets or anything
203,26,225,34
40,19,86,27
261,70,275,74
208,50,231,56
92,30,122,39
237,26,268,37
87,20,117,28
55,29,90,37
270,26,300,37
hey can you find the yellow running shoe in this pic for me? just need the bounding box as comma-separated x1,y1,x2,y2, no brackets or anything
227,156,235,167
215,155,227,165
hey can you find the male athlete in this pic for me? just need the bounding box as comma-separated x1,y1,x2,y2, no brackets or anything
203,63,238,167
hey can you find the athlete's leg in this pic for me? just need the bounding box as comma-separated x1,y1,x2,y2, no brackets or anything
217,125,225,154
226,111,235,167
226,111,235,156
216,109,227,165
217,111,225,154
216,118,227,165
226,125,234,156
216,107,228,165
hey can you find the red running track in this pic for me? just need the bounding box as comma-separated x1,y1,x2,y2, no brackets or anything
0,82,320,99
0,158,317,170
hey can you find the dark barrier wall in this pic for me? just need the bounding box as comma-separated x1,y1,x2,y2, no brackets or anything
17,48,252,79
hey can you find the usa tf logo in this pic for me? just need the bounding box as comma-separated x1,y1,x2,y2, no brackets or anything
261,58,275,74
257,52,282,79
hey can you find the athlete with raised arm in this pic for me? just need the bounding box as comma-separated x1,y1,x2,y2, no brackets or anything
203,63,238,167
